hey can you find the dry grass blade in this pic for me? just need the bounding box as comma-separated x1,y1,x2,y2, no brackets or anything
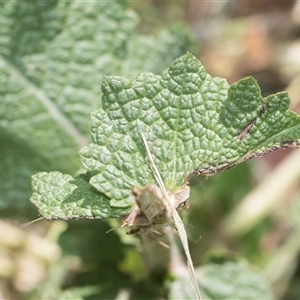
141,133,201,300
20,217,44,228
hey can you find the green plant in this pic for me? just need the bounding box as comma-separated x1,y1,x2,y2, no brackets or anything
29,49,300,298
2,1,300,299
0,0,194,214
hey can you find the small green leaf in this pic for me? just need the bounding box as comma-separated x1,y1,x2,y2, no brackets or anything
31,53,300,219
198,260,274,299
30,172,129,220
168,258,274,300
78,53,300,211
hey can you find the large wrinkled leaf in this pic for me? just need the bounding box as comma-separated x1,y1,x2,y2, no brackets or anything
31,52,300,219
0,0,195,210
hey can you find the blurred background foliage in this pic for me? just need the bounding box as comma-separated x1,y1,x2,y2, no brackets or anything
1,0,300,299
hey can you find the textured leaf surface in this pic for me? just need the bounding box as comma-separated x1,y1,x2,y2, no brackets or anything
169,260,274,300
78,52,300,211
0,57,81,209
197,260,274,299
30,172,128,220
0,0,194,211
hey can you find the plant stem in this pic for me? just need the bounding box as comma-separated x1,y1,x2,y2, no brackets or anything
139,225,170,273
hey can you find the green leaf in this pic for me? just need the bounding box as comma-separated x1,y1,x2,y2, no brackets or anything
77,52,300,211
30,172,129,220
0,57,81,210
197,260,274,299
168,255,274,300
31,52,300,219
0,0,194,211
0,0,67,58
